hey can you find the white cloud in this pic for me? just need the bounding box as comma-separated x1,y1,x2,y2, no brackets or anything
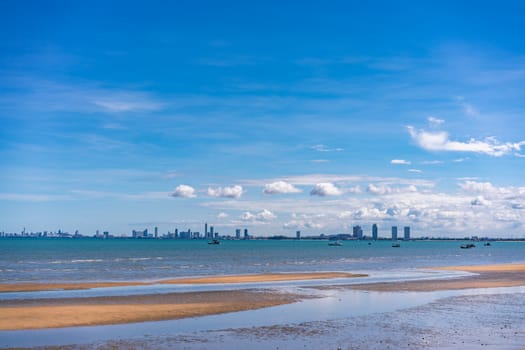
407,126,525,157
459,181,498,194
391,159,411,165
263,181,302,195
217,212,229,219
207,185,244,199
421,160,444,165
367,184,418,195
241,209,276,222
310,182,343,196
311,144,344,152
471,196,491,206
428,116,444,127
171,185,196,198
92,95,163,113
409,169,422,173
283,220,323,230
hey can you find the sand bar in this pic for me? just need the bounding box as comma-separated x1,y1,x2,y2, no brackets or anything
349,263,525,292
0,290,303,330
0,272,365,293
2,265,524,330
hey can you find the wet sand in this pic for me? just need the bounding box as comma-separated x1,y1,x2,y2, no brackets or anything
0,290,303,330
0,272,360,331
1,264,524,331
349,263,525,292
0,272,364,293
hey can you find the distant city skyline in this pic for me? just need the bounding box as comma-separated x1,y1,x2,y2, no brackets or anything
1,1,525,238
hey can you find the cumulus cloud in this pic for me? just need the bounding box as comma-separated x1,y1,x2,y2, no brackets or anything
171,185,196,198
217,212,229,219
241,209,276,221
409,169,423,173
471,196,490,206
263,181,302,195
283,220,322,230
207,185,244,199
310,182,343,196
407,126,525,157
391,159,411,165
367,184,417,195
459,181,498,194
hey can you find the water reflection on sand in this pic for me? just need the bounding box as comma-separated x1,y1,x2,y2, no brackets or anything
1,285,524,349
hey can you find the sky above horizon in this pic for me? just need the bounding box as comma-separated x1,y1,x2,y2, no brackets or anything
2,1,525,238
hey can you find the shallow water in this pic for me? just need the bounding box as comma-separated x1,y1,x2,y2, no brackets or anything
1,286,524,348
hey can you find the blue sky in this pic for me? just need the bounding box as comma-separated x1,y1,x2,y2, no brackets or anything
2,1,525,237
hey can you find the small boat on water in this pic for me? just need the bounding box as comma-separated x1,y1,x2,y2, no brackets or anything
392,243,401,248
328,241,342,246
460,243,476,249
484,242,491,246
208,239,220,245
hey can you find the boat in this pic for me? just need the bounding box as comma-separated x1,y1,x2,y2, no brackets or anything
460,243,476,249
328,240,342,246
392,243,401,248
484,242,491,246
208,239,220,245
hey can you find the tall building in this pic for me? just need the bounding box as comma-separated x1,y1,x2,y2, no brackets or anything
235,229,241,239
244,228,249,240
154,226,158,238
353,225,363,239
391,226,398,241
404,226,410,240
372,223,378,240
296,230,301,240
204,223,208,239
210,226,214,239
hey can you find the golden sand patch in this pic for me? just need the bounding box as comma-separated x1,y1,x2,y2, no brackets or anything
0,272,365,293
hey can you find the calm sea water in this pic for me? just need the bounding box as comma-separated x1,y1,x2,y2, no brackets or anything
1,238,524,283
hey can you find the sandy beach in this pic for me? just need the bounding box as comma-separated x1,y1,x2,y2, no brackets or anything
349,263,525,292
0,272,359,330
0,290,303,330
1,264,524,331
0,272,363,293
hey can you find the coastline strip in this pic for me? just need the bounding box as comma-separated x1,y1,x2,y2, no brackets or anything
348,263,525,292
0,272,365,293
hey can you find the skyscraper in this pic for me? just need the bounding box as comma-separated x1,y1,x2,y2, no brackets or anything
296,230,301,240
244,228,249,240
353,225,363,239
391,226,398,241
204,223,208,239
404,226,410,240
372,223,378,240
235,229,241,239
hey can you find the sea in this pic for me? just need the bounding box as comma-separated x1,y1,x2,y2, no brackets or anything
0,238,524,284
1,238,525,349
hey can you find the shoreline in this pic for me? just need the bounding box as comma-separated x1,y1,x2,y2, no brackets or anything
1,264,524,331
0,272,365,293
348,263,525,292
